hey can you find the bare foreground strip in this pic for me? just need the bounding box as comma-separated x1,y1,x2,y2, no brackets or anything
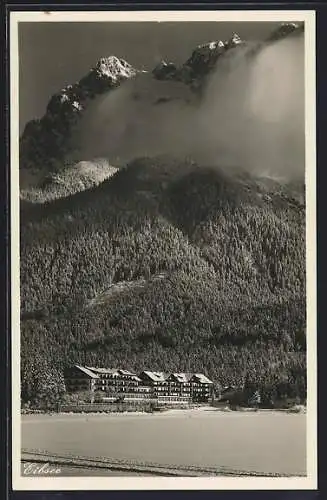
21,449,305,477
21,411,306,476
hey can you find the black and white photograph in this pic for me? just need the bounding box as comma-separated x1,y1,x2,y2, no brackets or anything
10,10,317,490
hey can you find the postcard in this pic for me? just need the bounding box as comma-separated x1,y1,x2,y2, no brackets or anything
10,9,317,491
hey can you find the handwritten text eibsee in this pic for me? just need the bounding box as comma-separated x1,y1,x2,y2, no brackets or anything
23,462,62,475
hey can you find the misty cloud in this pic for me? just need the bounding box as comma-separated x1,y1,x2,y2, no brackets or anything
77,33,305,180
193,35,305,179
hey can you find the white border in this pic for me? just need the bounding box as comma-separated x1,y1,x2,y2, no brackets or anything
10,10,317,491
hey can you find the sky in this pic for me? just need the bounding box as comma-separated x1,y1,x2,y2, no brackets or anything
19,21,281,132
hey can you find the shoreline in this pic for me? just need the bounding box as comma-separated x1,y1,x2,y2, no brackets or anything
21,405,306,418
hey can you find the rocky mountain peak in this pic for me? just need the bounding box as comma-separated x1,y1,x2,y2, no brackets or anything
20,56,137,172
95,56,136,81
226,33,243,48
267,22,304,42
151,33,245,86
180,33,244,83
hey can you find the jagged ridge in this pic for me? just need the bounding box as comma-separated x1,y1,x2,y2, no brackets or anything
20,56,137,172
20,22,304,185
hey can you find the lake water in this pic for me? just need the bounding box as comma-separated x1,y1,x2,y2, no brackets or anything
21,410,306,476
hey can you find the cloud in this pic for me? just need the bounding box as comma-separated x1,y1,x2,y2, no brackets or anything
77,33,305,180
194,35,305,179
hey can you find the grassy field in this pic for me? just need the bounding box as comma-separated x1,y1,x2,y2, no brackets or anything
21,409,306,477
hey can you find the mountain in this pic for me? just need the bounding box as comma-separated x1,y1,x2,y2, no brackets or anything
20,157,306,405
19,23,306,406
20,57,137,180
151,23,303,88
152,33,243,85
20,22,304,200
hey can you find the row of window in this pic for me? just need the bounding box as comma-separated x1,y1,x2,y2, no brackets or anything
153,387,191,392
150,382,191,386
67,387,211,397
67,378,211,388
150,381,210,387
157,396,192,402
99,381,138,385
67,382,211,390
98,375,139,381
68,378,138,384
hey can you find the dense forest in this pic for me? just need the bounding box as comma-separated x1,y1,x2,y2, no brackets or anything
20,156,306,407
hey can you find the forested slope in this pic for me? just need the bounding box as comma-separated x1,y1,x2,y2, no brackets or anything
20,157,306,405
